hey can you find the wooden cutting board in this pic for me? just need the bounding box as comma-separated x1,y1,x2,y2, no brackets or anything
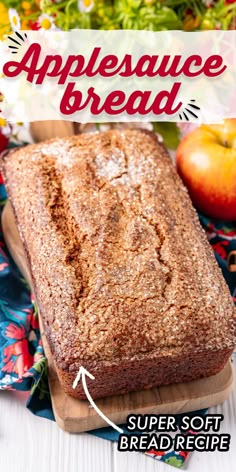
2,201,234,433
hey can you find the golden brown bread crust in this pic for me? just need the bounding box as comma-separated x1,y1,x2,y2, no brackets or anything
1,129,235,399
56,348,233,399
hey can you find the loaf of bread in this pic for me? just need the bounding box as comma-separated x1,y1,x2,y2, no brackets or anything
1,129,235,399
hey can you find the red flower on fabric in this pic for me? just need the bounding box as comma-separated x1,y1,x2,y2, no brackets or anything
146,449,165,456
179,450,188,459
5,322,25,339
22,307,39,330
2,339,33,378
215,228,236,238
212,241,229,259
30,313,39,330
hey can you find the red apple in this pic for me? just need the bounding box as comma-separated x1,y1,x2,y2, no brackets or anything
176,119,236,221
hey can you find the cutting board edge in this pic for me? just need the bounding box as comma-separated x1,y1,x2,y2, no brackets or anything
48,359,234,433
52,364,234,433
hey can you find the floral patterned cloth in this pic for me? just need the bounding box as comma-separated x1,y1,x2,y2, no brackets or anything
199,214,236,303
0,172,54,419
0,163,235,468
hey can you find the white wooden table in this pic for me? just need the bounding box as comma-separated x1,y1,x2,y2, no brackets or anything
0,360,235,472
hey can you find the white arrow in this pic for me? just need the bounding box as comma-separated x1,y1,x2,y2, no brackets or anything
73,366,124,434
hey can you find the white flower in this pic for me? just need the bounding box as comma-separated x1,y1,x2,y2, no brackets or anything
78,0,95,13
8,9,21,31
0,374,15,386
202,0,213,6
38,14,57,30
11,122,33,144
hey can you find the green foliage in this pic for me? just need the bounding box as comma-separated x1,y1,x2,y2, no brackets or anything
165,456,184,468
30,357,50,400
2,0,235,32
153,122,180,149
112,0,181,30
